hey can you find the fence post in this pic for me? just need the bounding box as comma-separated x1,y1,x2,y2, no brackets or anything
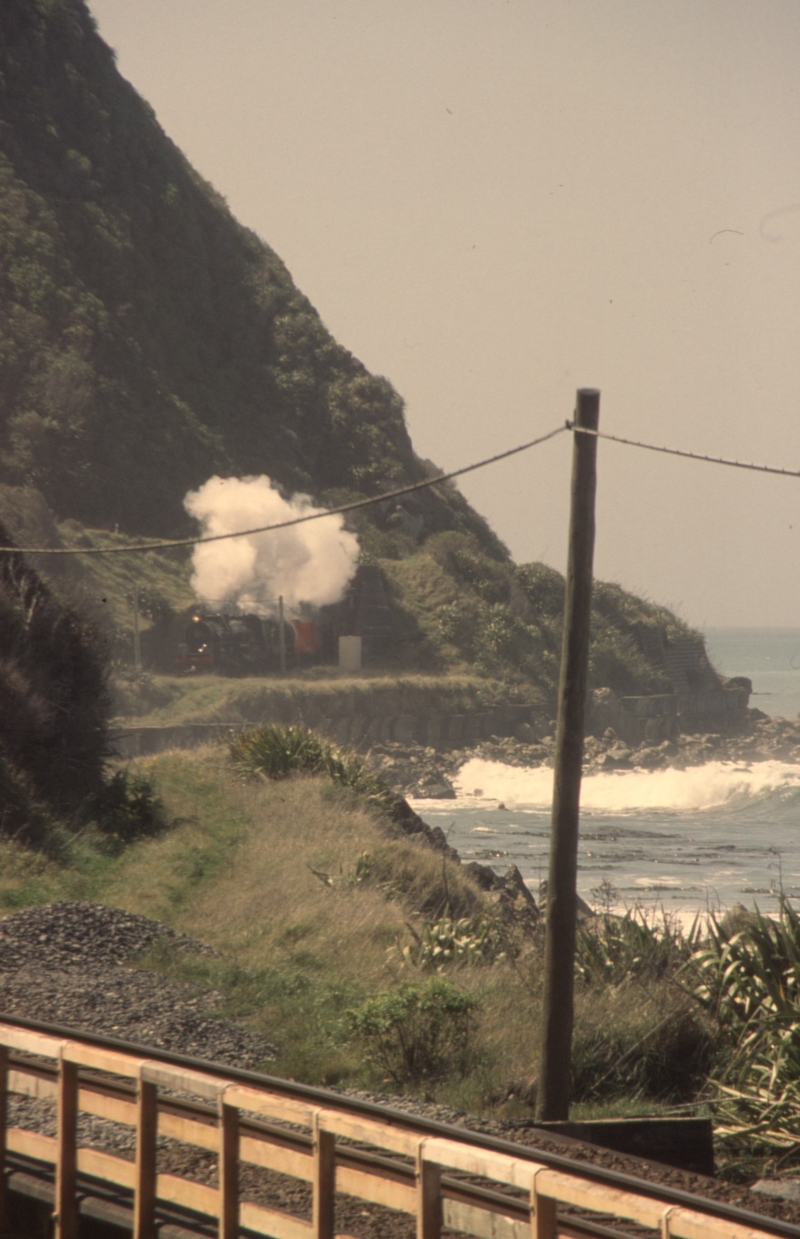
531,1169,558,1239
218,1099,239,1239
55,1052,79,1239
416,1145,441,1239
312,1112,335,1239
134,1076,157,1239
0,1045,7,1233
536,388,600,1121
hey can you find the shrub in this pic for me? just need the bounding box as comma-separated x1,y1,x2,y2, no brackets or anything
515,562,565,616
345,978,479,1086
87,770,169,844
569,907,713,1104
0,519,110,844
230,725,394,814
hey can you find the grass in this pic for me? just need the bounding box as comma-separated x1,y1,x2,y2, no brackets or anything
0,744,710,1109
0,836,114,910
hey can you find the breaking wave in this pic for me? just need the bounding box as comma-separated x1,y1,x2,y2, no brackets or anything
452,758,800,815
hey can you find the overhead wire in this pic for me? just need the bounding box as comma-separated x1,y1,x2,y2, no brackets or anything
570,423,800,480
3,417,797,558
0,423,568,556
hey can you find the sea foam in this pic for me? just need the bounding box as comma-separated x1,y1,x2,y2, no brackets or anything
451,758,800,814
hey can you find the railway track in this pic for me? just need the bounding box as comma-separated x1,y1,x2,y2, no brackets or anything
0,1014,797,1239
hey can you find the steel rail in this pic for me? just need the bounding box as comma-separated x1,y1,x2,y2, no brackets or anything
0,1014,797,1239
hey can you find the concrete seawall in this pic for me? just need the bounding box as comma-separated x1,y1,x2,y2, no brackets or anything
111,682,751,760
111,701,537,759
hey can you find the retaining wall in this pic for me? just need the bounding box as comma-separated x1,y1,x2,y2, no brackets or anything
110,702,537,759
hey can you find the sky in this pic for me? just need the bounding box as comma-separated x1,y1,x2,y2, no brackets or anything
89,0,800,628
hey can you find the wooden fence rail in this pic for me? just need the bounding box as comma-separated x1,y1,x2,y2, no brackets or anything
0,1022,788,1239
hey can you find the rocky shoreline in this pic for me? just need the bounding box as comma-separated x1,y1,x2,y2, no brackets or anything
366,711,800,800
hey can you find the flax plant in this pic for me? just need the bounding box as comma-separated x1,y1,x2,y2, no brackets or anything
229,724,393,814
688,899,800,1166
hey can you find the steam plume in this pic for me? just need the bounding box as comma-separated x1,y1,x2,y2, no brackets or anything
184,476,360,615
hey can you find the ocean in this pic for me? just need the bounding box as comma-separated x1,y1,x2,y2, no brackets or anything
705,627,800,721
409,628,800,923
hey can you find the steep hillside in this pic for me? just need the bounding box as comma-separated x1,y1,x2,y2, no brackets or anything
0,0,502,554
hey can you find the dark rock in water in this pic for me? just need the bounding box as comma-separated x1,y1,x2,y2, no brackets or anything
495,864,539,933
717,901,760,937
602,746,633,768
503,864,538,912
539,880,594,922
463,862,505,892
462,862,539,932
385,790,460,861
409,774,456,799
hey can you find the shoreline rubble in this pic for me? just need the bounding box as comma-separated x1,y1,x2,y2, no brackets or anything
366,711,800,800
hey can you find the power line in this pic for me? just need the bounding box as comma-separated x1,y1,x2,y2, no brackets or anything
0,423,568,556
570,423,800,480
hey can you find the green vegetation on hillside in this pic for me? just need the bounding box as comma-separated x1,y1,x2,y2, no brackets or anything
376,530,694,699
0,486,699,714
0,0,501,557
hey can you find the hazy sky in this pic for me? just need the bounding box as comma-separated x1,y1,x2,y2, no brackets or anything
90,0,800,628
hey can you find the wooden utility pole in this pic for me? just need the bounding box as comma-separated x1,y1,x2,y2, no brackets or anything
278,595,286,674
536,388,600,1122
132,590,141,671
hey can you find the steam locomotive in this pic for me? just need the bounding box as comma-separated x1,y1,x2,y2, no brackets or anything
173,566,391,675
174,613,324,675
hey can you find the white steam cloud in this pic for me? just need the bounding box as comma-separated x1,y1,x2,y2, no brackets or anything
184,476,360,616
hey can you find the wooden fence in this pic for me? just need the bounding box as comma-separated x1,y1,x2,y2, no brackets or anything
0,1021,786,1239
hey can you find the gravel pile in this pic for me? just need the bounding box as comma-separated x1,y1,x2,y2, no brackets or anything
0,900,214,972
0,901,277,1068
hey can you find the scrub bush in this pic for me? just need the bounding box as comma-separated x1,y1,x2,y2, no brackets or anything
87,770,169,844
688,900,800,1166
345,978,478,1086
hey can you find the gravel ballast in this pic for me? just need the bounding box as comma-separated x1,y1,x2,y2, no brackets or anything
0,901,277,1067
